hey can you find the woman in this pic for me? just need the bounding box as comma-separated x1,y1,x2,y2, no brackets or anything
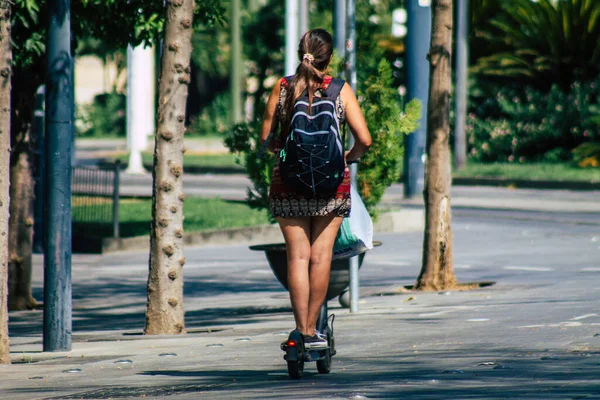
260,29,372,348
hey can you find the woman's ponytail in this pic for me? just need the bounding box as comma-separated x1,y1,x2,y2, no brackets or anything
283,29,333,127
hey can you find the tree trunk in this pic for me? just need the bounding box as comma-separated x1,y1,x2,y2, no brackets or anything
0,0,12,364
7,65,43,311
414,0,457,291
8,134,35,311
144,0,194,335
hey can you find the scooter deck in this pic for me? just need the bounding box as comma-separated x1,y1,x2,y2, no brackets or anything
281,340,336,361
282,349,328,362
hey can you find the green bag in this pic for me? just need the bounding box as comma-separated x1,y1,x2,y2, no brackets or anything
332,186,373,259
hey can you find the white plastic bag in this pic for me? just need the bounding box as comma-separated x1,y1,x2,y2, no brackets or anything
333,185,373,260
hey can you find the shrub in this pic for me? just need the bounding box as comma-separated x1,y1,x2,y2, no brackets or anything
572,104,600,168
572,142,600,168
76,92,126,137
223,121,275,219
466,79,600,163
357,59,420,218
187,91,231,136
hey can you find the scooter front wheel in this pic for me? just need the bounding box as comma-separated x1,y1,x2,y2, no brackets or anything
287,359,304,379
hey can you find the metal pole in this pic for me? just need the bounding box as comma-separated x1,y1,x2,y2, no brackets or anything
71,58,76,166
299,0,308,38
333,0,346,68
44,0,72,352
112,160,120,239
454,0,468,170
346,0,359,314
403,0,431,198
230,0,243,123
285,0,299,76
33,86,45,253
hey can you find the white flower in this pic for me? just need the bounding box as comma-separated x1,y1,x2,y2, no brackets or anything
369,15,380,24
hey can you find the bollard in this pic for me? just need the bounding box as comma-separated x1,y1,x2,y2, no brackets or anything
112,160,120,239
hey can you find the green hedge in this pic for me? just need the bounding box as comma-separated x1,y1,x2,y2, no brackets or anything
76,92,126,138
467,78,600,163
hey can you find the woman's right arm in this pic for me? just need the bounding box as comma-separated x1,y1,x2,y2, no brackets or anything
260,78,283,147
341,83,372,162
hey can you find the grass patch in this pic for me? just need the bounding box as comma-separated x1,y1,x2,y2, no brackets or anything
73,197,270,238
110,152,242,173
141,153,240,169
454,162,600,182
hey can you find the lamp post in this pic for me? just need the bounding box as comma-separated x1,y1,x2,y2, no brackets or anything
346,0,360,313
44,0,73,352
403,0,431,198
454,0,469,170
333,0,346,63
299,0,308,38
230,0,243,124
285,0,299,76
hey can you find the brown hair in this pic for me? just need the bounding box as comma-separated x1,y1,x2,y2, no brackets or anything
283,29,334,126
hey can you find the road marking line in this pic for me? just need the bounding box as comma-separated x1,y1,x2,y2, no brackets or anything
571,314,598,320
249,270,272,275
581,267,600,272
519,324,545,328
419,310,454,317
504,266,553,271
520,322,600,328
454,264,472,269
199,261,265,268
552,322,583,327
368,260,411,266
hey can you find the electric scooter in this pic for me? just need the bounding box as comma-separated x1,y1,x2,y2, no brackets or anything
280,303,335,379
249,243,380,379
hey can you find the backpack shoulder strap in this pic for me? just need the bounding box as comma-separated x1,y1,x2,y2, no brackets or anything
282,75,294,87
323,78,345,99
323,78,347,145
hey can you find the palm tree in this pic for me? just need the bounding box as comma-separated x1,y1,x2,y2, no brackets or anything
471,0,600,90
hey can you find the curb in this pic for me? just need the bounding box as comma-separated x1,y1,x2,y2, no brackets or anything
101,209,425,254
453,177,600,191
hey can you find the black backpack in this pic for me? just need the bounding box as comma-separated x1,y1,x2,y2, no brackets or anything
279,78,346,195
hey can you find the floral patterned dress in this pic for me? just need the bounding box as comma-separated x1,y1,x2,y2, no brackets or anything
269,75,351,218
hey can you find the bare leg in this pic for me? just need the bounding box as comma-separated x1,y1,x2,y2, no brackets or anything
306,214,344,335
277,217,311,334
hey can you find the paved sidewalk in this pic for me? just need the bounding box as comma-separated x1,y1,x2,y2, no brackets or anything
3,210,600,399
3,138,597,398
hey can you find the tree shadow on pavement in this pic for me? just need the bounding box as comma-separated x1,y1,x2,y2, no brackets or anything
9,273,289,338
